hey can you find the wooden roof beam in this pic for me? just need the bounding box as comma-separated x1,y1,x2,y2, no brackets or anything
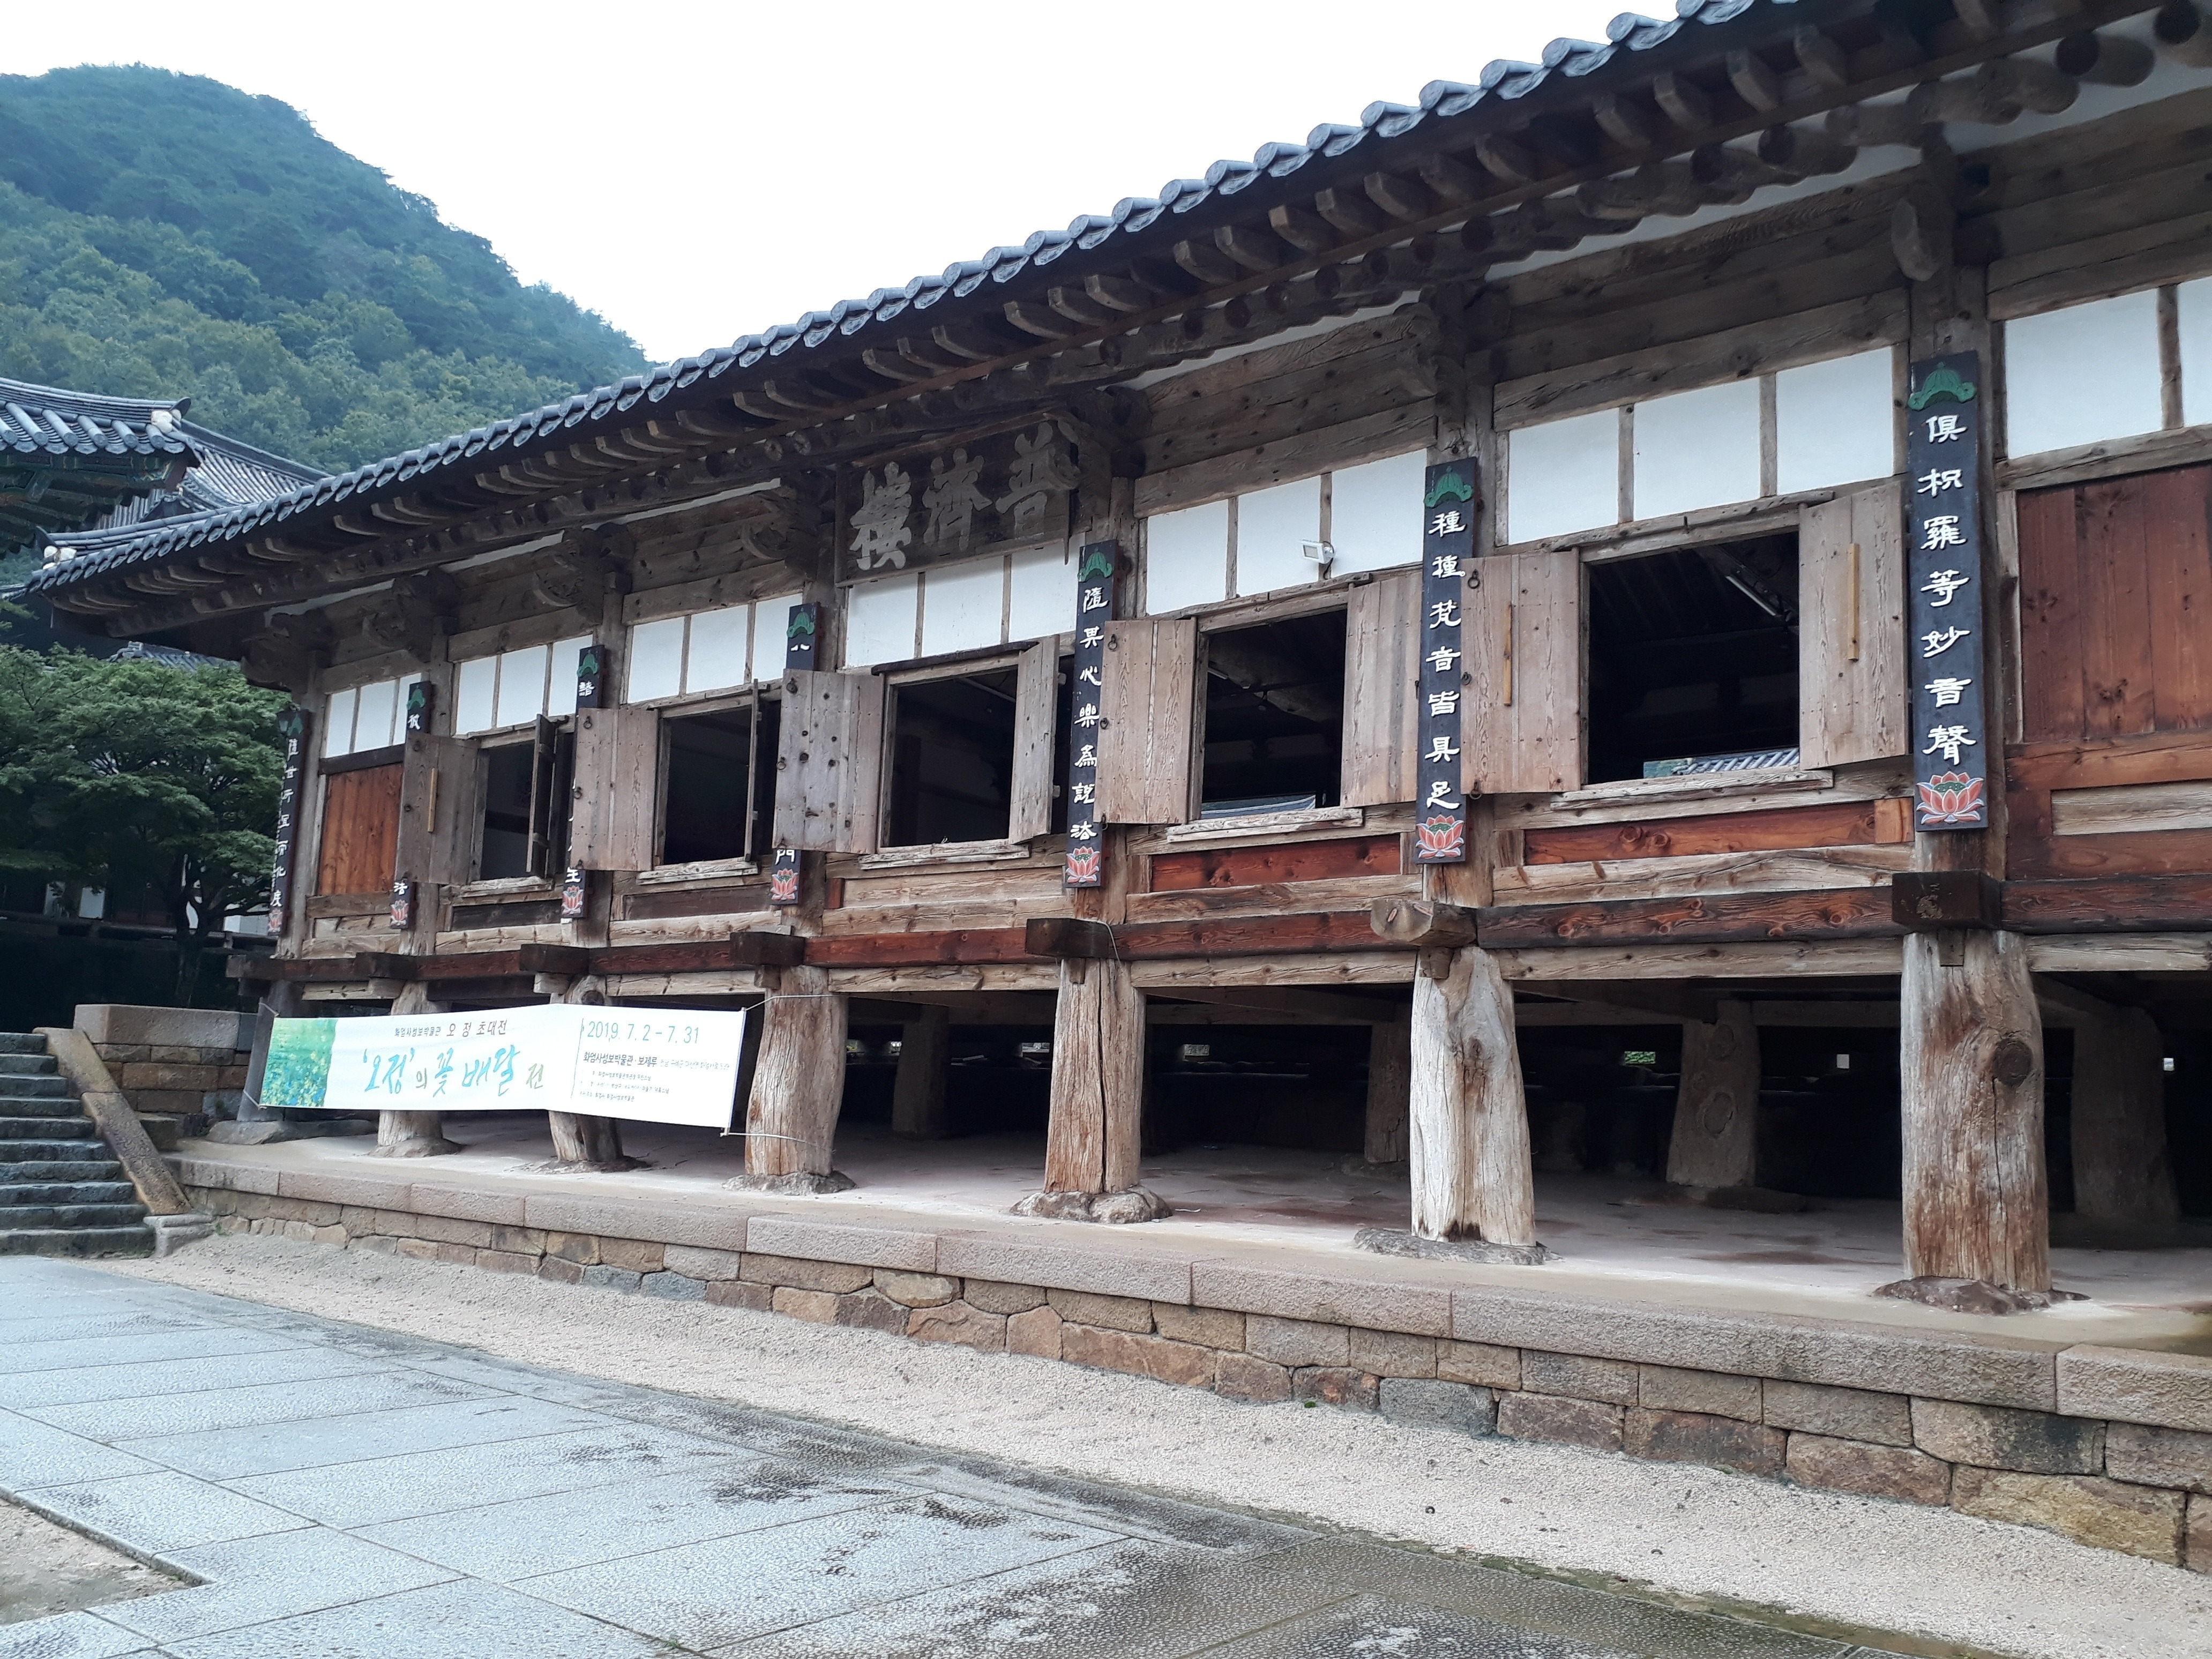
1312,185,1384,238
2056,27,2153,85
1591,91,1660,152
1793,26,1852,89
1005,298,1084,339
1215,223,1290,273
1267,201,1339,254
1727,48,1787,113
1364,171,1433,223
2157,1,2212,66
1171,236,1241,285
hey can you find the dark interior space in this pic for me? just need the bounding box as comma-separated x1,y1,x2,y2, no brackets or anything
2161,1031,2212,1219
477,741,534,879
886,670,1018,846
661,700,778,865
1586,534,1800,784
1148,1025,1371,1152
841,1024,1053,1134
1519,1027,1683,1180
1200,611,1346,815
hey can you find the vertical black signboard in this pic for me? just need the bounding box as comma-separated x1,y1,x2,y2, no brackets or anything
1415,461,1476,862
266,705,312,937
574,641,611,710
1904,353,1989,830
767,601,823,906
403,679,436,734
1063,542,1117,887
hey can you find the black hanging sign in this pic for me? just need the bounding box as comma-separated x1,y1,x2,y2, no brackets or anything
265,705,312,937
1415,461,1477,863
1063,541,1117,887
575,641,611,710
403,679,436,734
560,865,590,922
388,880,414,932
1904,353,1989,831
766,602,822,906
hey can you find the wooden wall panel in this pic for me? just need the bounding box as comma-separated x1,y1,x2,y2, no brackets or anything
1096,618,1198,824
1799,482,1907,767
1341,571,1421,808
1522,798,1909,865
315,765,401,896
1007,641,1058,841
573,705,659,870
771,671,885,854
1463,548,1583,795
1149,833,1401,892
394,734,471,888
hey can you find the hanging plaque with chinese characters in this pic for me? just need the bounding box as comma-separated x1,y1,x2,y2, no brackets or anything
265,705,312,937
844,421,1079,576
1415,461,1477,862
1063,542,1118,888
1904,353,1989,831
767,602,824,907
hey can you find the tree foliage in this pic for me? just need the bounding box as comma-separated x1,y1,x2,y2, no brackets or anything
0,65,648,473
0,649,288,991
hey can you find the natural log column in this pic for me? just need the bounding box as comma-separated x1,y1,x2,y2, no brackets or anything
730,964,853,1194
371,982,458,1157
1363,1014,1411,1165
2071,1006,2181,1237
891,1005,951,1139
1017,956,1167,1223
1665,1000,1759,1192
1899,929,2050,1291
545,975,640,1171
1409,947,1535,1245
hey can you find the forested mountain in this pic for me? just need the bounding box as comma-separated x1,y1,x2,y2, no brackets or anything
0,66,647,474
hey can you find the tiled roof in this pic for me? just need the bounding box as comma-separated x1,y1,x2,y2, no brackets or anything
52,424,325,548
21,0,1811,596
0,376,193,462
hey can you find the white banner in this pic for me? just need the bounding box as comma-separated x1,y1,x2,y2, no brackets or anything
264,1005,748,1130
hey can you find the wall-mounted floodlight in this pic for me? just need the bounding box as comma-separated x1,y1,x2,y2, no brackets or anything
1302,540,1335,574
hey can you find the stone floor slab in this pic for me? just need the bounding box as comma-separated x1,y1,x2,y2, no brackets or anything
120,1396,614,1483
2,1350,387,1413
0,1417,163,1490
0,1331,299,1381
25,1473,309,1555
160,1580,670,1659
24,1372,486,1445
95,1529,458,1645
0,1610,166,1659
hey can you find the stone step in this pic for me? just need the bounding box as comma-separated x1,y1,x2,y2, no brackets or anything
0,1053,59,1076
0,1140,118,1163
0,1180,137,1207
0,1097,86,1119
0,1077,76,1101
0,1119,96,1142
0,1160,124,1184
3,1203,148,1230
0,1033,48,1055
0,1227,153,1258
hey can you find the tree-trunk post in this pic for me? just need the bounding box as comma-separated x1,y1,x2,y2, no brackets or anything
371,982,458,1157
891,1005,952,1140
1899,929,2050,1291
545,974,640,1171
2071,1005,2181,1237
1408,946,1535,1245
1363,1013,1411,1165
1017,955,1167,1222
730,963,852,1194
1665,1000,1760,1193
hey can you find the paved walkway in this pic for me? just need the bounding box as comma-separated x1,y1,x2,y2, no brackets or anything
0,1257,1914,1658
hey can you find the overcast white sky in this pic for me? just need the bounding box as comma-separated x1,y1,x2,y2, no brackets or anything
3,2,1627,365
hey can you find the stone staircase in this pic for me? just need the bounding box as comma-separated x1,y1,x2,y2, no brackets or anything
0,1033,152,1257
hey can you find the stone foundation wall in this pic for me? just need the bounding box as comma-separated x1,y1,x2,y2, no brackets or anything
76,1006,252,1140
185,1182,2212,1574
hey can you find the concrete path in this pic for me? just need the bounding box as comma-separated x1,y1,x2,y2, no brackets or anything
0,1258,1912,1658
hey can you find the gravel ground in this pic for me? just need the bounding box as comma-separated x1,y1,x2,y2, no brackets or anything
1,1496,177,1625
108,1234,2209,1659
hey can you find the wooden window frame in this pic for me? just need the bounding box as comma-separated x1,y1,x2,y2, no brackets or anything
1191,599,1354,828
875,649,1034,857
648,687,774,879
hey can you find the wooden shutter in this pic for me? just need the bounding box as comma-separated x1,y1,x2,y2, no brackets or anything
394,733,472,887
772,669,887,852
1342,571,1421,807
1096,617,1199,824
315,764,402,895
1007,642,1059,840
571,705,657,870
1463,548,1585,794
1800,481,1907,767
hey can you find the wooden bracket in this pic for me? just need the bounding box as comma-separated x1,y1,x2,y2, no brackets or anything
730,931,808,967
349,951,420,981
517,944,592,977
1891,872,2003,932
1370,898,1478,950
224,954,280,984
1023,916,1116,960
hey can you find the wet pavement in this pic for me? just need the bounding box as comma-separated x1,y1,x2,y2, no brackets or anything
0,1257,1917,1658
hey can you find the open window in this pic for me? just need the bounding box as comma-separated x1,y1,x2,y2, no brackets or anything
473,719,574,880
1198,612,1346,817
657,698,780,866
1585,535,1801,784
881,644,1057,848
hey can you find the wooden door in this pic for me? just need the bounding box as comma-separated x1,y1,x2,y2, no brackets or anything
1095,617,1199,824
1006,642,1059,840
572,705,659,870
1799,481,1907,767
1463,548,1584,794
771,669,886,852
393,733,472,888
315,764,401,895
1341,571,1421,807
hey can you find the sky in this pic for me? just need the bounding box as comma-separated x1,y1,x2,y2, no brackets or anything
1,2,1630,365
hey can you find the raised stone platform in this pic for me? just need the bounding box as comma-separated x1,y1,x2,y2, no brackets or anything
165,1124,2212,1572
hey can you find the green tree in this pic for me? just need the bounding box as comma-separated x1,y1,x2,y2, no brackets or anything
0,650,287,1002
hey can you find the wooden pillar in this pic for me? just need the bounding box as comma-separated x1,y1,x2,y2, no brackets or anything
890,1005,951,1140
732,963,851,1193
2071,1006,2181,1236
1018,955,1165,1222
1665,1000,1759,1192
544,974,640,1171
1363,1013,1411,1165
1900,929,2050,1291
1409,946,1535,1245
371,982,458,1157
